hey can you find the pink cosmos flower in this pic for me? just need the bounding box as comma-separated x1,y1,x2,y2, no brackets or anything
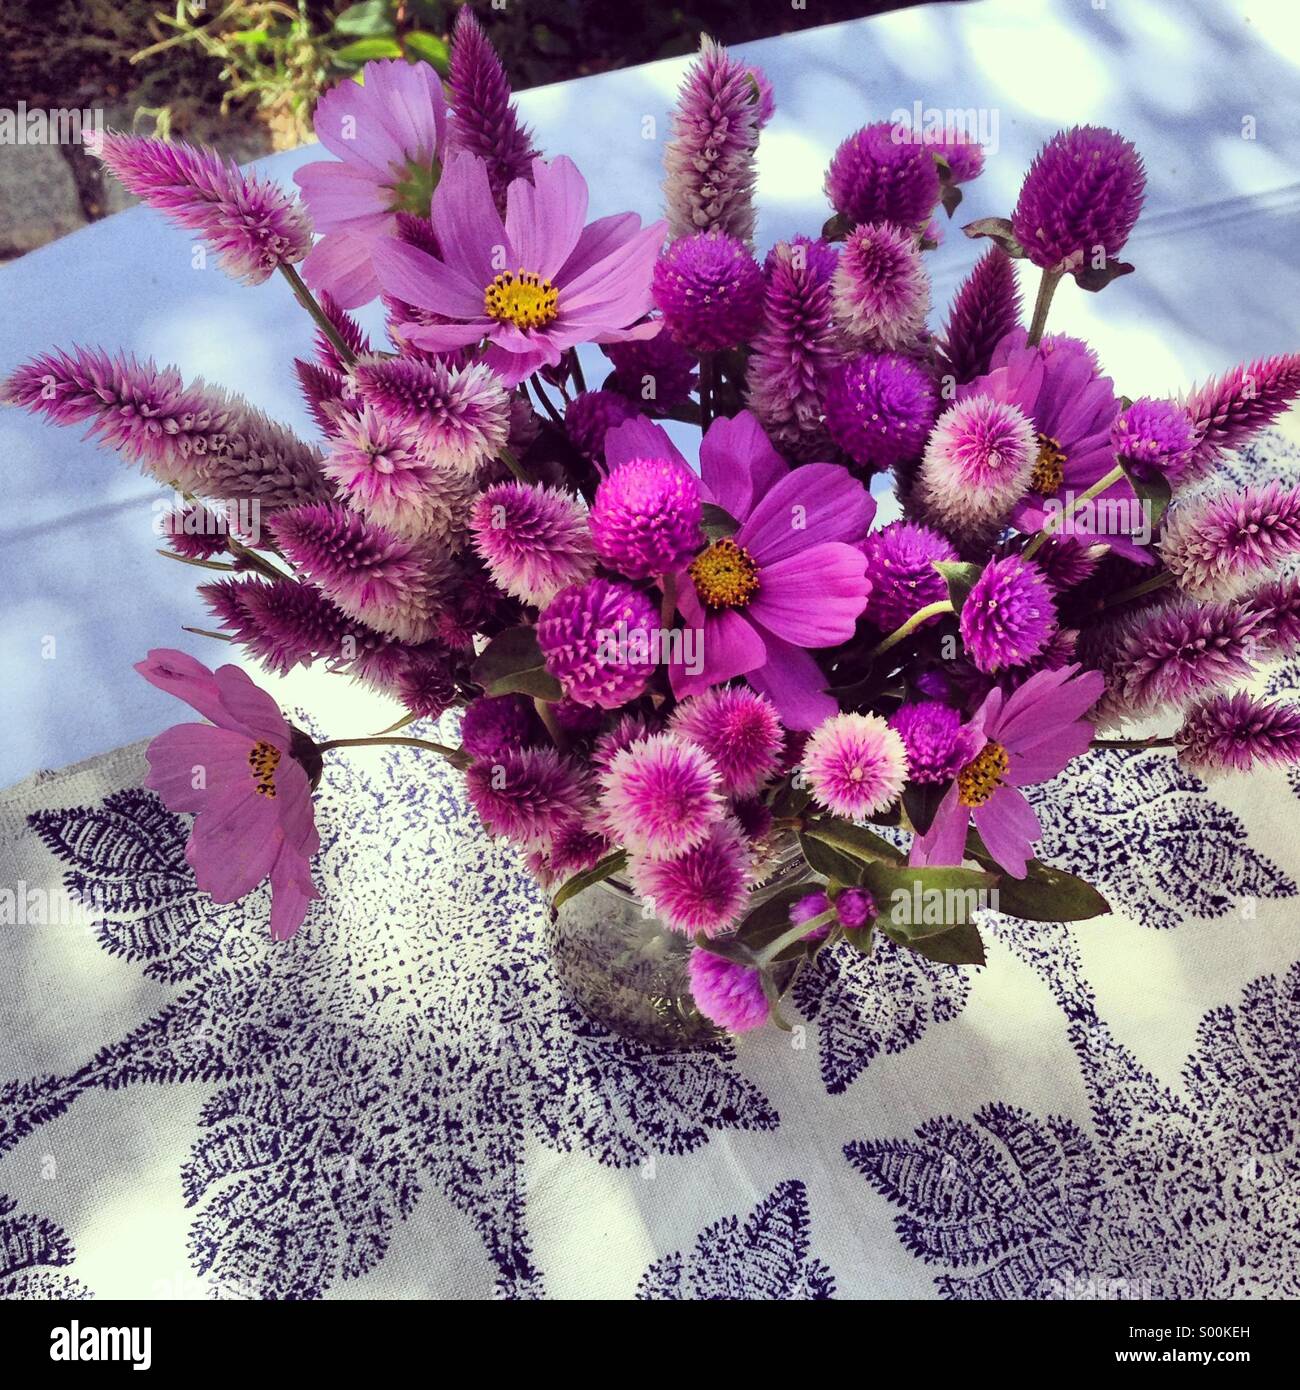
910,664,1104,878
605,411,875,729
295,59,449,308
136,649,320,940
371,152,667,386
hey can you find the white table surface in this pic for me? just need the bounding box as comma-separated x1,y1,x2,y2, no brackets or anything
3,0,1299,786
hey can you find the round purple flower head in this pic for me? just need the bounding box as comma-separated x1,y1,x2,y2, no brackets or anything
918,394,1037,542
688,948,769,1032
590,457,703,579
565,389,639,460
960,555,1057,674
537,577,659,708
599,733,724,860
652,231,765,352
833,221,931,352
668,685,784,797
803,712,909,819
465,746,586,849
602,329,698,409
861,520,958,633
889,701,984,783
1111,398,1198,485
630,819,752,937
824,352,939,471
1011,126,1146,272
826,122,941,229
551,696,607,741
460,693,545,760
790,889,832,941
592,711,660,772
835,886,876,930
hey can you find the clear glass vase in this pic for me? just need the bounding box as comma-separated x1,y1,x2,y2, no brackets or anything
548,838,810,1050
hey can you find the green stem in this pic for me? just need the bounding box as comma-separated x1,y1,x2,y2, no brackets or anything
157,548,236,572
534,698,566,750
868,599,953,662
1026,268,1062,348
279,263,356,368
756,908,836,966
699,353,716,429
317,735,470,767
1103,570,1175,609
1022,461,1126,561
659,570,678,631
528,374,565,428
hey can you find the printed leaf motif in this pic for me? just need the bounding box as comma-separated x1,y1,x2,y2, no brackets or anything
0,1194,92,1300
637,1180,835,1300
1024,748,1295,927
848,964,1300,1299
792,934,972,1095
13,728,778,1299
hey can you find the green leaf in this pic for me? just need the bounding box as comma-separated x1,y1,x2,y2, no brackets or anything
733,881,818,952
552,851,627,910
962,216,1026,258
699,502,739,540
230,28,271,46
965,832,1111,921
933,560,983,614
803,817,906,866
798,831,864,886
843,925,875,955
902,780,948,837
470,626,562,701
694,934,760,967
334,37,404,64
1117,457,1172,530
758,968,794,1031
940,182,963,218
334,1,394,36
860,863,997,939
768,775,811,819
889,919,986,965
403,31,451,74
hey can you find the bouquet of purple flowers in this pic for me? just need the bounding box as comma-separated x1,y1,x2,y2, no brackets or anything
10,12,1300,1035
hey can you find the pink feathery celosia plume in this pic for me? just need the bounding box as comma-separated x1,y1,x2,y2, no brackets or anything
99,132,311,284
662,35,764,244
4,346,328,507
1181,354,1300,483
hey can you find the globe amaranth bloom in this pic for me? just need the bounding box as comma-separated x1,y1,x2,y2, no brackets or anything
652,231,766,352
372,153,667,387
963,329,1146,560
801,713,909,820
959,555,1057,674
294,59,449,307
465,745,588,850
888,701,983,784
832,221,931,352
536,577,659,708
911,664,1104,877
136,649,319,940
598,733,724,859
1011,126,1145,273
606,410,875,729
1111,397,1197,485
564,389,639,460
688,948,768,1032
824,351,940,472
589,456,703,579
826,122,941,230
629,818,752,936
860,521,957,633
916,394,1037,544
668,686,785,797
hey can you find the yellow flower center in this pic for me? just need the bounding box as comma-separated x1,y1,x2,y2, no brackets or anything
1030,434,1066,495
248,740,281,799
957,740,1010,808
689,538,760,609
484,269,559,331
